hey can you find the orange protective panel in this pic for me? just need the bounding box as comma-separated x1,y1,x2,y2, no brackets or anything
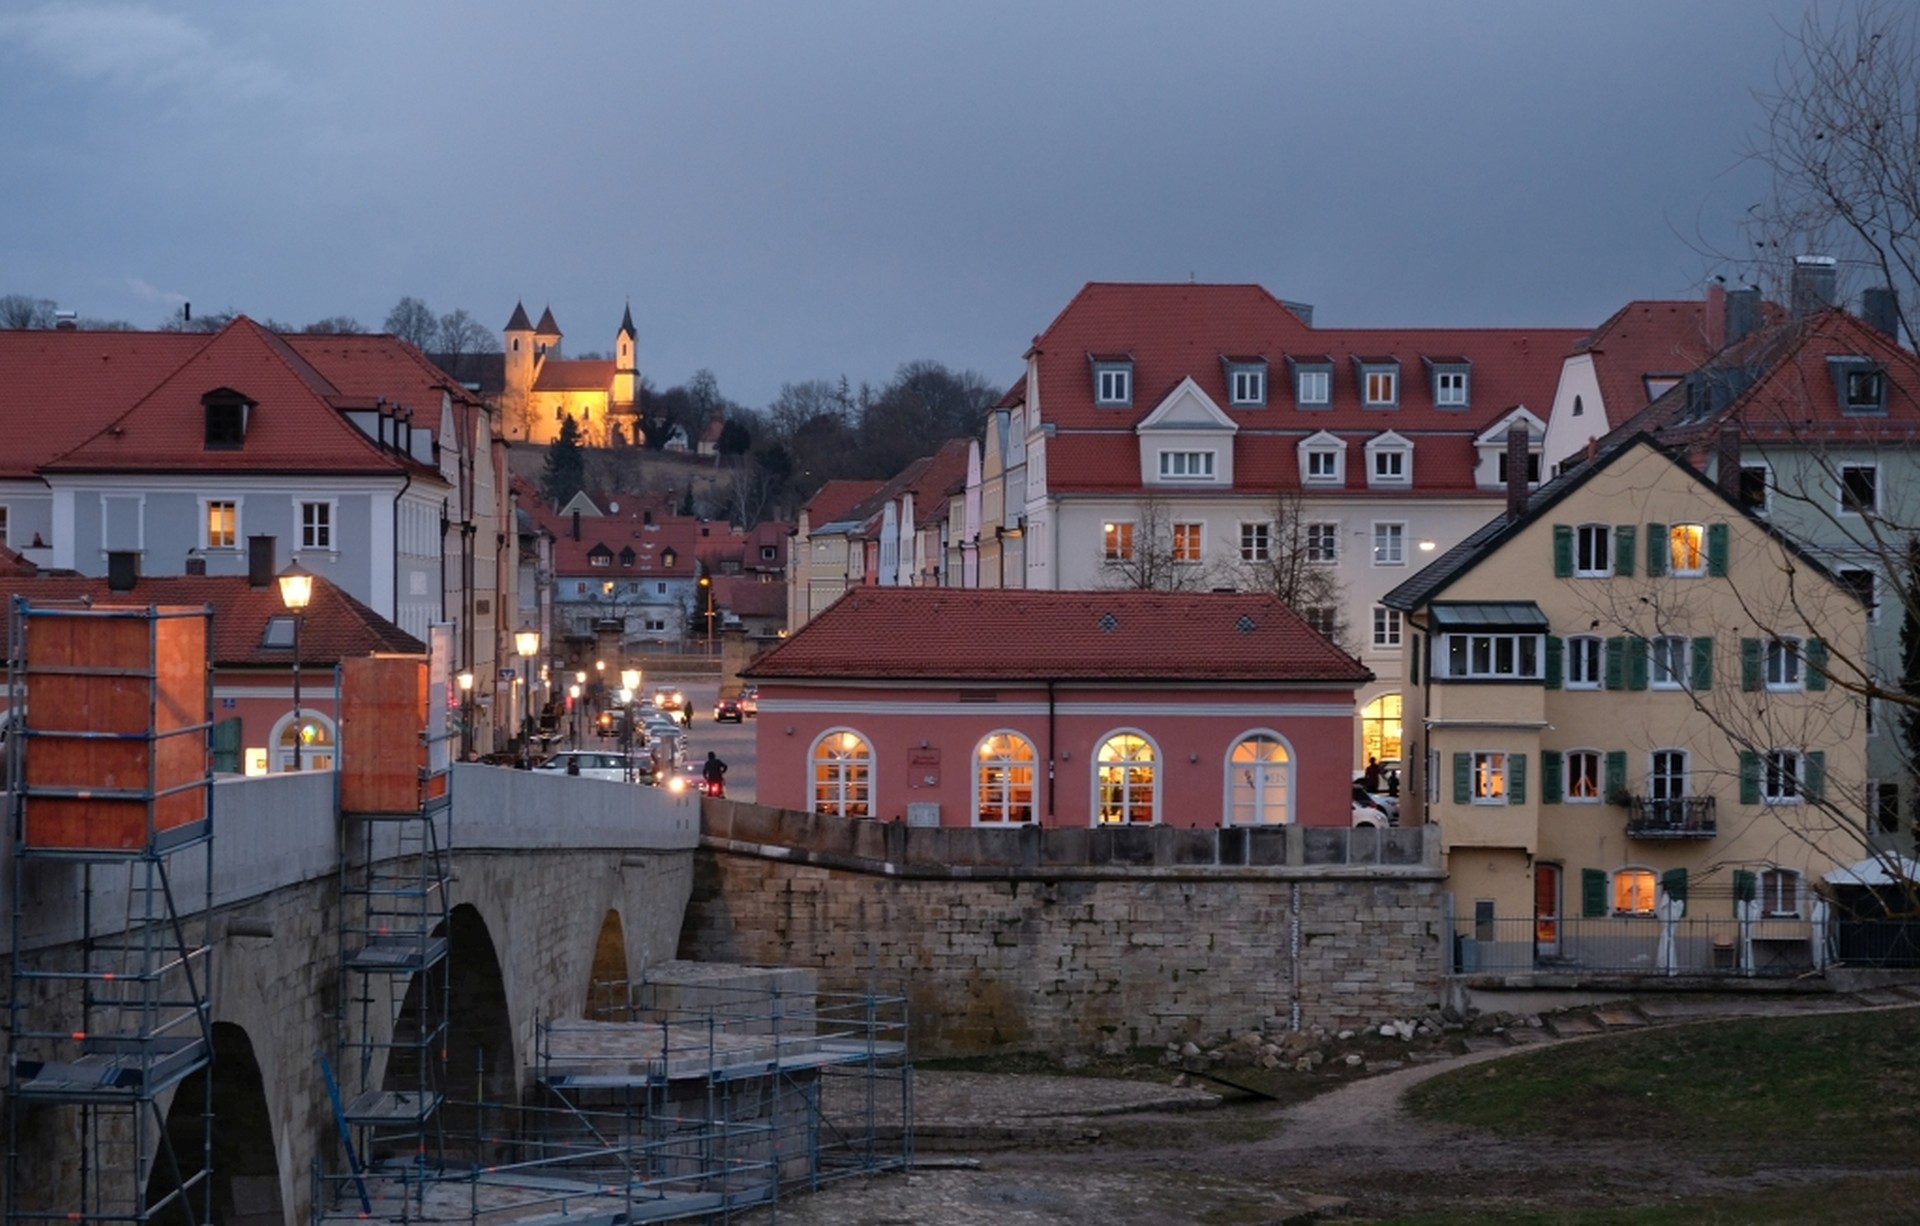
21,607,210,850
340,654,428,813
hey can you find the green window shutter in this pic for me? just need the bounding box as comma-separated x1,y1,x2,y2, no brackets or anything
1605,636,1626,690
1661,867,1689,905
1544,636,1563,689
1509,753,1527,805
1805,750,1826,802
1552,524,1573,578
211,716,243,775
1805,638,1828,691
1542,749,1564,803
1740,750,1760,804
1741,638,1763,692
1691,636,1714,691
1605,750,1628,800
1582,868,1608,917
1452,753,1471,805
1733,869,1757,903
1646,522,1668,577
1707,522,1730,577
1614,524,1637,577
1626,636,1650,691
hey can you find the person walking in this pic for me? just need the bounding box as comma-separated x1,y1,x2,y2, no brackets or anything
702,750,728,798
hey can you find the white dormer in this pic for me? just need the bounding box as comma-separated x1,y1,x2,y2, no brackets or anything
1365,430,1414,488
1137,375,1237,487
1472,407,1546,489
1298,429,1347,488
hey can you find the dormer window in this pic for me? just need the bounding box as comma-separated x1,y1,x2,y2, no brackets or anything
1223,359,1267,407
1366,432,1413,488
1830,357,1887,414
1354,358,1399,408
1091,358,1133,406
202,389,252,448
588,545,613,568
1425,358,1470,408
1298,431,1347,487
661,547,677,569
619,546,636,567
1288,357,1333,407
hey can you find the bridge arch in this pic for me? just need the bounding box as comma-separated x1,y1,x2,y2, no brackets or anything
147,1022,283,1226
586,907,630,1017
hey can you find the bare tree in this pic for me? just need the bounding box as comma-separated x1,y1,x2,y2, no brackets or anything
1096,496,1221,593
383,297,438,349
0,295,57,329
437,308,498,358
1227,488,1351,649
301,315,365,334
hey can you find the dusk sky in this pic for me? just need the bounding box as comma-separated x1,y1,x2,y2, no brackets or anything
1,1,1825,408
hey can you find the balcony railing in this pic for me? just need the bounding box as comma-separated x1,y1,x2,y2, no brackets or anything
1626,794,1716,839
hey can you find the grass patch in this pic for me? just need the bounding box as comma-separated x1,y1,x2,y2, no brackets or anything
1405,1004,1920,1165
1356,1171,1920,1225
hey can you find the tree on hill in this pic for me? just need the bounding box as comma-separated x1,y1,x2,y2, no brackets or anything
384,297,438,349
541,415,586,507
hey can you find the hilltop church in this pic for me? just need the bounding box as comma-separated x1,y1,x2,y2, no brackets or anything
491,302,643,446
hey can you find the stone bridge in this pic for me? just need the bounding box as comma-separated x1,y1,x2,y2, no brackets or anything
2,764,699,1226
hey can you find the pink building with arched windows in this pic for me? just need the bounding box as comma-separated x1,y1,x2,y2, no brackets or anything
744,588,1370,828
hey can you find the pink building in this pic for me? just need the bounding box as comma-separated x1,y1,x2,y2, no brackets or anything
746,588,1370,828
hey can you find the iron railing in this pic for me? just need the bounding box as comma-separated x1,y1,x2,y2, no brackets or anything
1626,794,1717,839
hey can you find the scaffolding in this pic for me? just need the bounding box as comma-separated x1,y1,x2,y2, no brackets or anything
5,598,216,1226
312,962,911,1226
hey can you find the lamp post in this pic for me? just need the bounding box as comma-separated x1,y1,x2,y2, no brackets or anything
514,624,541,762
568,683,581,747
457,670,475,760
277,562,315,772
698,574,714,655
619,667,641,780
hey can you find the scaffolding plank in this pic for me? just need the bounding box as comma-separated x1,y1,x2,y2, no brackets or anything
343,1088,442,1125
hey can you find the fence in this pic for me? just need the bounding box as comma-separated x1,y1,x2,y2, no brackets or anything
1454,913,1920,978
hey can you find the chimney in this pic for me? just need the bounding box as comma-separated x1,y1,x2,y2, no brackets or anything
1715,425,1744,501
1725,287,1762,346
1703,282,1726,351
53,310,77,331
1790,255,1837,317
1861,287,1901,340
1504,422,1531,521
184,549,207,576
106,551,138,592
571,510,581,541
247,535,276,588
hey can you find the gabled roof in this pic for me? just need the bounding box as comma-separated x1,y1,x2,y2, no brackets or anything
532,358,617,394
1572,298,1717,429
0,544,36,578
745,588,1372,684
0,329,206,478
2,574,421,667
803,480,885,531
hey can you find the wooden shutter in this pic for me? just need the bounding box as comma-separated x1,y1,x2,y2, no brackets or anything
1509,753,1527,805
1805,638,1828,691
1542,749,1563,803
1544,636,1562,689
1614,524,1636,577
210,716,243,775
1646,522,1668,577
1740,750,1760,804
1691,636,1713,691
1706,522,1730,576
1733,869,1757,903
1661,867,1689,905
1552,524,1573,577
1741,638,1762,691
1605,636,1626,690
1626,636,1650,691
1805,751,1826,802
1605,750,1628,801
1452,753,1471,804
1581,868,1608,917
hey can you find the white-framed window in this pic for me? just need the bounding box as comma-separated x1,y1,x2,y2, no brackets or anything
1650,635,1689,690
1435,368,1469,406
1565,635,1603,689
1574,523,1611,576
1302,606,1339,640
1095,731,1157,825
1158,450,1216,480
1226,732,1292,825
1840,464,1878,515
1650,749,1688,806
1372,606,1402,649
1372,522,1405,566
1668,523,1707,575
1103,520,1135,563
1838,362,1887,413
1295,367,1330,406
1764,749,1804,803
299,499,334,551
1306,522,1338,564
1305,449,1341,483
811,728,872,818
1471,751,1507,803
1766,637,1804,690
655,581,669,596
271,710,336,774
1613,867,1658,916
1372,448,1406,483
1443,632,1542,680
976,731,1037,825
1496,449,1541,485
1172,522,1203,564
1761,867,1803,917
1093,362,1132,406
1566,750,1602,802
644,617,668,633
1239,522,1270,563
203,498,238,550
1228,365,1266,406
1363,367,1398,406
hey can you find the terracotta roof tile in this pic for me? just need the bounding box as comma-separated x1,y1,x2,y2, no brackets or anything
532,358,616,393
0,329,206,477
1576,299,1716,427
805,480,885,529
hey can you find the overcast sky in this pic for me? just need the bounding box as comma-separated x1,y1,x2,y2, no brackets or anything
0,1,1825,408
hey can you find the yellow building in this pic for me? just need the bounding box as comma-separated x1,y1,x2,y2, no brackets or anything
501,302,641,445
1385,437,1868,978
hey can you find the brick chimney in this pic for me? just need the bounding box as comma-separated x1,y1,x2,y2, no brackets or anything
1861,287,1901,340
1791,255,1837,317
247,535,276,588
1715,424,1743,501
106,551,138,592
184,549,207,576
1505,422,1531,521
1725,287,1762,346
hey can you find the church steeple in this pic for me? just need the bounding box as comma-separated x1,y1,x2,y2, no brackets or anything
612,301,639,410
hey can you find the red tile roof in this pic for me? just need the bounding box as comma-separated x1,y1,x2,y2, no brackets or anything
2,574,421,667
1575,299,1716,428
745,587,1370,684
711,573,784,619
804,480,885,528
0,329,204,477
0,545,36,577
532,358,617,394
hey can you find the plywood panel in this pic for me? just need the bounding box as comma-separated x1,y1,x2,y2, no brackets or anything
340,654,428,813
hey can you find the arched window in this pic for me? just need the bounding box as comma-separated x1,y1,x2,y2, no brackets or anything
272,711,336,773
810,729,871,818
975,732,1036,824
1359,693,1402,765
1095,732,1157,825
1227,733,1292,825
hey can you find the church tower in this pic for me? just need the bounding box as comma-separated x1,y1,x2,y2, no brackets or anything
502,302,536,440
612,303,639,409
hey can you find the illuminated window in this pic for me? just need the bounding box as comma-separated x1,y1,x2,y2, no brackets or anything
1172,522,1203,563
1102,521,1135,562
1472,752,1507,803
1360,693,1402,764
1668,523,1706,574
1095,732,1156,825
1227,734,1291,825
274,713,335,773
1613,868,1657,916
811,729,872,818
1363,368,1398,406
1567,750,1601,801
976,732,1036,825
205,500,237,549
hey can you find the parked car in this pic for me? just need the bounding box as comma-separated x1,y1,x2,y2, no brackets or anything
713,697,744,723
533,750,653,784
739,686,758,717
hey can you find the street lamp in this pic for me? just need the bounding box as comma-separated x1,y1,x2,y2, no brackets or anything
568,683,581,747
277,561,315,772
619,668,641,780
514,624,541,761
698,574,715,655
457,670,475,760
